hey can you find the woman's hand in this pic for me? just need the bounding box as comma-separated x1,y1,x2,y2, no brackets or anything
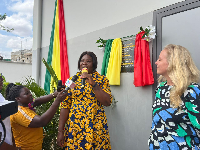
55,90,68,102
81,72,111,106
80,72,96,86
52,90,58,98
57,131,65,147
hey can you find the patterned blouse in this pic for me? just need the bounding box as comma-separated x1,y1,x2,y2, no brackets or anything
61,71,113,150
148,81,200,150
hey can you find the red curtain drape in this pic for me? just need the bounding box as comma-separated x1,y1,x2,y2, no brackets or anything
134,31,154,87
59,0,70,83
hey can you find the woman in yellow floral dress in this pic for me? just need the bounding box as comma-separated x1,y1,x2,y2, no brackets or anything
57,51,113,150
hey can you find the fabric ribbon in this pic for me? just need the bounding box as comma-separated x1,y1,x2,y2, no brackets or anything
101,39,113,76
134,31,154,87
106,38,122,85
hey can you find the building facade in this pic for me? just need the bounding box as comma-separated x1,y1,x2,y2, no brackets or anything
11,49,32,63
33,0,200,149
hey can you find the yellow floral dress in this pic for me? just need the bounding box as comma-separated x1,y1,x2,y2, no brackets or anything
61,71,112,150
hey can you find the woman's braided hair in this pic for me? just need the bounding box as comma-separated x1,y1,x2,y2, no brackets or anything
5,83,16,100
6,85,24,101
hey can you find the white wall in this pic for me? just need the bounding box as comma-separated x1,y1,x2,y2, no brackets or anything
33,0,184,83
0,61,32,83
32,0,186,149
38,0,184,47
38,12,154,149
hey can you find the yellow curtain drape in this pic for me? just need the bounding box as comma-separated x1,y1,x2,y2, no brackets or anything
106,38,122,85
51,1,61,93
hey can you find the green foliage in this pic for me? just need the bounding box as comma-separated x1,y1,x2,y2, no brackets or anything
42,58,58,86
0,13,14,32
139,26,144,31
96,37,107,48
1,75,20,97
1,83,8,97
140,26,151,39
121,34,136,41
1,75,7,97
41,59,62,150
0,14,7,20
21,76,47,97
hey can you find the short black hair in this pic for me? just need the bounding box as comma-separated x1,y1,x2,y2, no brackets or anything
78,51,98,71
6,85,24,101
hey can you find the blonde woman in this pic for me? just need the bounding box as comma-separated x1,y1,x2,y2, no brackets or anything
148,44,200,149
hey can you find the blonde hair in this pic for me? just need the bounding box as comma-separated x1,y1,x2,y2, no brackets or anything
158,44,200,108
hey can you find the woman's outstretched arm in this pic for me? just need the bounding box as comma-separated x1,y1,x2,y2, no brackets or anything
28,90,67,128
32,91,58,107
